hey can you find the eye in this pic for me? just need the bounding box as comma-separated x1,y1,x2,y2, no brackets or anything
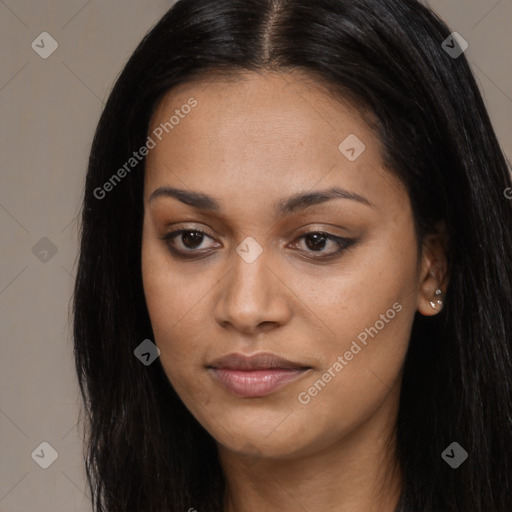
161,229,220,256
289,231,356,258
161,228,356,260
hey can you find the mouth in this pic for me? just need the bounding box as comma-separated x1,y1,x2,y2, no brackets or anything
207,352,312,398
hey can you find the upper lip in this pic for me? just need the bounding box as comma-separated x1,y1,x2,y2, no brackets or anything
208,352,310,371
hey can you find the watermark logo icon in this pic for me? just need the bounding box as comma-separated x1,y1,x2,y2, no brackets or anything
239,442,262,467
31,441,59,469
338,134,366,161
32,237,58,263
236,237,263,264
442,32,468,59
134,339,161,366
31,32,59,59
441,441,468,469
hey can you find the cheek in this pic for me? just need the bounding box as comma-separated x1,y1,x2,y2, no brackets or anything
142,270,213,409
141,216,210,330
290,228,418,423
291,288,413,452
290,232,418,347
141,234,219,384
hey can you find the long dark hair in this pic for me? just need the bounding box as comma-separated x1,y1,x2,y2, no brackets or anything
73,0,512,510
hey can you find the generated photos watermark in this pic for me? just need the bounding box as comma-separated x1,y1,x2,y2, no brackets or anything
94,97,198,200
298,301,403,405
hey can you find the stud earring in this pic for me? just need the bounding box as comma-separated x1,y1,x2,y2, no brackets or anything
430,288,444,311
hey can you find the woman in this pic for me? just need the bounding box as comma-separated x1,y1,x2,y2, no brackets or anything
73,0,512,510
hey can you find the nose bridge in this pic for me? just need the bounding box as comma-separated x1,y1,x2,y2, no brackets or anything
227,245,273,310
214,241,291,332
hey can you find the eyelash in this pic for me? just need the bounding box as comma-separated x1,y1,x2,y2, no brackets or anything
160,228,356,261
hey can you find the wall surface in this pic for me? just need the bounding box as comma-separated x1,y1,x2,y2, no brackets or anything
1,1,510,511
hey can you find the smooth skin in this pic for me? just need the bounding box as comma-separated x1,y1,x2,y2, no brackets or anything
141,71,448,512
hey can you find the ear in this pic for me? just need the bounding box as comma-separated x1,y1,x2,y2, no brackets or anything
417,221,449,316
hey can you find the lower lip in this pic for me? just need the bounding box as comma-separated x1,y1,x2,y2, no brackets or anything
209,368,309,397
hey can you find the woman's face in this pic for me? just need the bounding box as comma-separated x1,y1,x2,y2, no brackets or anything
141,71,437,461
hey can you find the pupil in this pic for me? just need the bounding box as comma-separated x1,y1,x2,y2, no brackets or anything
182,231,203,248
306,233,326,251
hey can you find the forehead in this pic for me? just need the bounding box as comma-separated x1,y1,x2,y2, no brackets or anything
144,71,405,214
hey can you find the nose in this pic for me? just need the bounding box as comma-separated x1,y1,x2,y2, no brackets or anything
213,248,293,335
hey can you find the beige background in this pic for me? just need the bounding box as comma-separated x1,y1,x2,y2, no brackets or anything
1,1,511,511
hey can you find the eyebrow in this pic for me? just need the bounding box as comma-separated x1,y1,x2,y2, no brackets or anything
148,185,374,215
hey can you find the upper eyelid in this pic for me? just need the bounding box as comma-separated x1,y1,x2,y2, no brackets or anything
163,226,348,241
161,223,214,236
163,228,353,254
163,220,352,237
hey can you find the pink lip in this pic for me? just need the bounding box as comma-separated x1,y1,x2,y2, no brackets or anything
207,352,311,398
